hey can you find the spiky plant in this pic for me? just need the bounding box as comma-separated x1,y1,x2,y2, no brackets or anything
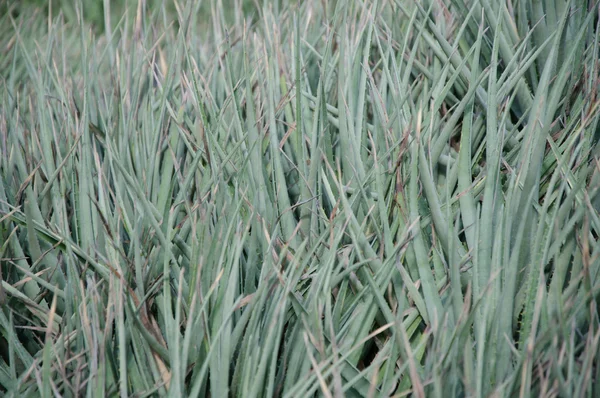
1,0,599,396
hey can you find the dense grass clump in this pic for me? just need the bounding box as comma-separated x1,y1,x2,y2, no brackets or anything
1,0,600,396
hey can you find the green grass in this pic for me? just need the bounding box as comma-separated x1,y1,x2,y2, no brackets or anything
1,0,600,396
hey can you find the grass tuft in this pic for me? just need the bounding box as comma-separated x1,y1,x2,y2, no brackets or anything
1,0,600,396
